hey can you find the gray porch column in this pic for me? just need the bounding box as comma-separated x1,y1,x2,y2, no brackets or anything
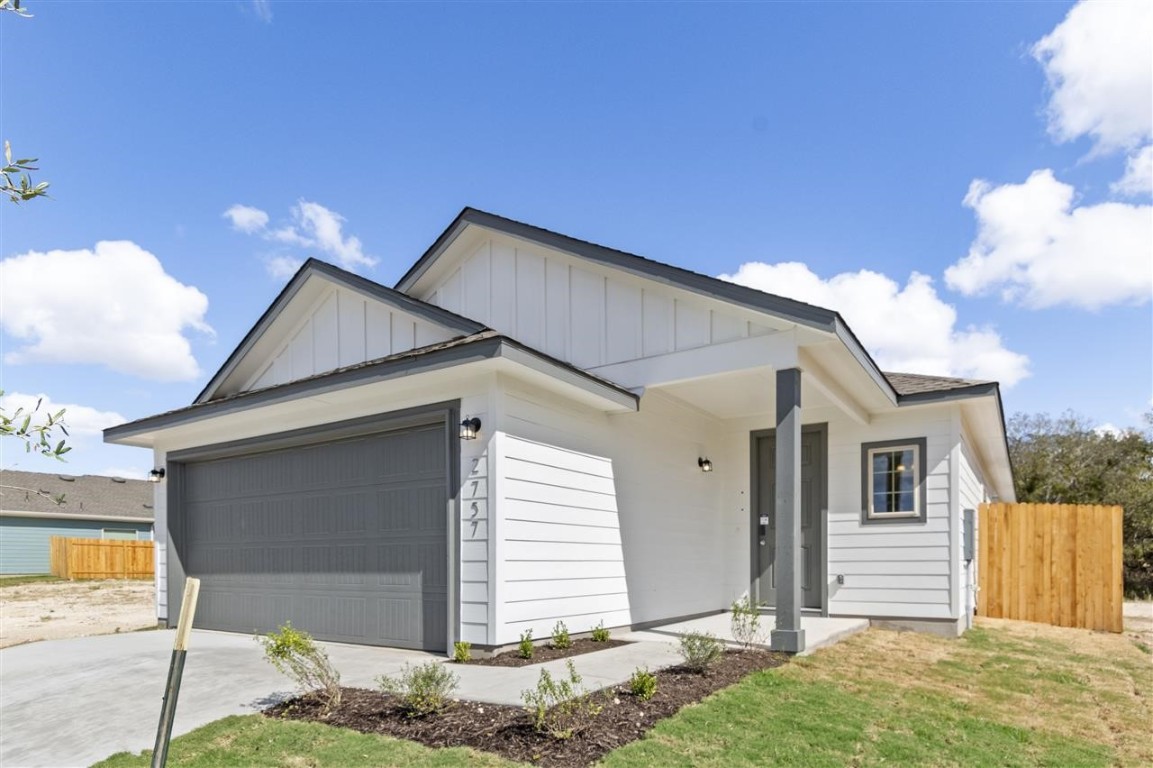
770,367,805,653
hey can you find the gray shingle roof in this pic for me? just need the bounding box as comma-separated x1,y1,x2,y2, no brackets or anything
884,371,992,397
0,470,154,521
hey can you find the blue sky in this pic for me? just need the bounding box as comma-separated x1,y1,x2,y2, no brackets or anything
1,0,1150,478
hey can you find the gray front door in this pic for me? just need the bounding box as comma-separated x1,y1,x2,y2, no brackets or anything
174,421,450,651
753,426,825,610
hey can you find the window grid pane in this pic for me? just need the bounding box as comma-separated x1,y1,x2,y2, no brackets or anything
870,447,917,514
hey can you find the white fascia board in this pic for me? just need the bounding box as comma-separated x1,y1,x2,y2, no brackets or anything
586,330,799,390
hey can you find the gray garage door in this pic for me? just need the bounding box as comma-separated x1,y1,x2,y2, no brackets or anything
176,422,449,651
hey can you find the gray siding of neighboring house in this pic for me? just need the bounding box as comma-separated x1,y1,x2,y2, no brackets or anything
0,517,153,575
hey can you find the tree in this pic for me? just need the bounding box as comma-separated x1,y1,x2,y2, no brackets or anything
0,391,70,504
1,1,50,203
1008,410,1153,597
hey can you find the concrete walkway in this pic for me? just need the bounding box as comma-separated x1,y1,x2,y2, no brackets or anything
0,613,866,767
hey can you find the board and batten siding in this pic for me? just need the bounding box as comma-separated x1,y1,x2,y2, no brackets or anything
0,516,152,575
825,408,956,619
247,286,457,391
421,236,776,370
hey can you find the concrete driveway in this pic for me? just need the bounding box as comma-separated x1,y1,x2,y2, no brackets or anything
0,629,436,767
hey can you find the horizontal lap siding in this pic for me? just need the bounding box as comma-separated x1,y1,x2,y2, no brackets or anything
0,518,152,575
826,409,956,619
498,434,629,641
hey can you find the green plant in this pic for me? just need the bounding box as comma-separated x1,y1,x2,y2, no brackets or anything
452,641,472,663
521,659,603,739
591,621,611,642
679,631,724,672
377,662,459,717
519,629,534,659
730,595,763,649
551,620,572,650
628,667,657,701
258,623,341,715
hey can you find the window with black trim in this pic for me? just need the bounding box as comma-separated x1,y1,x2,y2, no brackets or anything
861,437,927,523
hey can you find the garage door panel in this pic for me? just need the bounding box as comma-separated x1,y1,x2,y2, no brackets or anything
177,420,450,651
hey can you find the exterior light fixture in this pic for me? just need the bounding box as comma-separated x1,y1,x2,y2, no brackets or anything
698,457,713,473
148,468,166,483
459,417,481,441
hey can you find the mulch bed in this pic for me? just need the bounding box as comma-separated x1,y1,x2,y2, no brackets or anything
467,637,631,667
264,649,788,767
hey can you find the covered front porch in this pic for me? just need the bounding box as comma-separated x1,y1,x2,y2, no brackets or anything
592,332,892,654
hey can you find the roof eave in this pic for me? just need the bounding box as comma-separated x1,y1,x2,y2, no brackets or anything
106,335,638,445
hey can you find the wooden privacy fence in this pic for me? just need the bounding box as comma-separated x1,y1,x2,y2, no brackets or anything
49,536,154,580
978,503,1122,633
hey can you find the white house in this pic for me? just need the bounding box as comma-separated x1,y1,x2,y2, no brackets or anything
104,208,1015,654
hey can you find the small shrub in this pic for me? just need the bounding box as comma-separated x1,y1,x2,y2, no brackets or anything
521,659,603,739
378,662,459,717
453,641,472,663
679,631,723,672
628,667,657,701
590,621,611,642
730,595,764,649
551,620,572,650
259,622,342,715
519,629,535,659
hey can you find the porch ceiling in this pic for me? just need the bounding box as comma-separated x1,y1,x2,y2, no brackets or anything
653,367,839,420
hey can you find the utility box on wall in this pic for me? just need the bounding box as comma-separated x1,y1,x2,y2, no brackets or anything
963,508,975,562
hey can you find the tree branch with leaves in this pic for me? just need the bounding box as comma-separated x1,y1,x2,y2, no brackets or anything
1,0,50,203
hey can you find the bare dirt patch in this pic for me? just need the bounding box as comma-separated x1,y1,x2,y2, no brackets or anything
0,579,156,648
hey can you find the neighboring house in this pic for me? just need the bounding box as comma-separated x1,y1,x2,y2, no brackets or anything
105,208,1014,654
0,470,154,575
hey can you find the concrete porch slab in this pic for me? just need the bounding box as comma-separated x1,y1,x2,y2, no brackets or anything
619,611,870,656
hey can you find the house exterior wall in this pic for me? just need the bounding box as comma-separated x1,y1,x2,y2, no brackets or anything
487,379,727,645
958,420,991,628
718,402,960,621
151,375,495,627
0,517,152,575
247,285,457,392
420,235,777,371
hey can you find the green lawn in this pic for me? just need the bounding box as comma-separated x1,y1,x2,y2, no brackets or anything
94,618,1153,768
93,715,516,768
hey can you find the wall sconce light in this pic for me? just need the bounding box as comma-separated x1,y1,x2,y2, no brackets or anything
459,417,481,441
148,468,166,483
698,457,713,473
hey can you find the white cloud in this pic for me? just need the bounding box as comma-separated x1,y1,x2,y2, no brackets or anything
0,392,125,437
264,255,303,280
945,169,1152,310
223,204,270,233
0,241,213,381
1094,422,1123,438
1112,144,1153,197
1032,0,1152,154
224,200,378,276
718,263,1030,387
251,0,273,23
